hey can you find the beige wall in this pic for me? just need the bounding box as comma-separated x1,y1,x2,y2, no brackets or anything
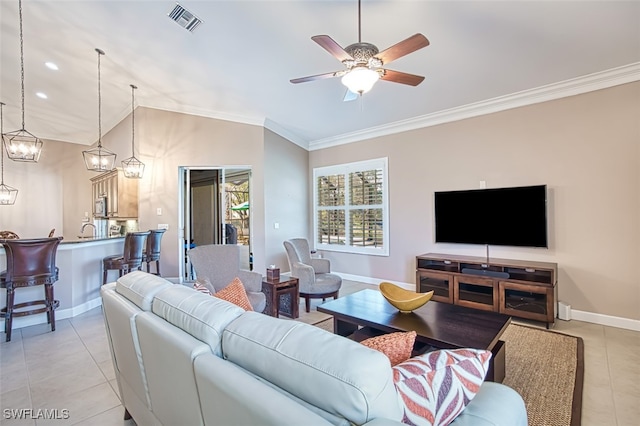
263,129,310,271
310,82,640,320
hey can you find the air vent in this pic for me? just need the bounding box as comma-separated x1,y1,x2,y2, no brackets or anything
168,3,203,32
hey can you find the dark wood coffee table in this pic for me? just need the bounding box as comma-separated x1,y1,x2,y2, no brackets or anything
317,289,511,382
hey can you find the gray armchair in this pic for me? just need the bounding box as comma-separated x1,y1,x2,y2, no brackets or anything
283,238,342,312
188,244,266,313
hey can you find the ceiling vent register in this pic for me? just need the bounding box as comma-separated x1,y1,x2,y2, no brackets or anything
168,3,203,32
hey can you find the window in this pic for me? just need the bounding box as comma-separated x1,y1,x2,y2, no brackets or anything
313,158,389,256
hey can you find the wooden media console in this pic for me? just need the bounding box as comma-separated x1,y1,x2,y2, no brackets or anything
416,253,558,328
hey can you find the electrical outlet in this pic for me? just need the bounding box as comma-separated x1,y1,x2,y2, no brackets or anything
158,224,169,230
156,207,162,215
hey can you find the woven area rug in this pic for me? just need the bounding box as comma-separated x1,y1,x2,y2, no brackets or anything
311,320,584,426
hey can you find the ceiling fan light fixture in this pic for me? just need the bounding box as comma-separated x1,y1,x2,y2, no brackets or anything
341,67,380,94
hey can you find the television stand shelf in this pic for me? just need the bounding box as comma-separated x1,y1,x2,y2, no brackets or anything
416,253,558,328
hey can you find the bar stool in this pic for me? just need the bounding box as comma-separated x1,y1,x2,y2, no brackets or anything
0,236,63,342
102,231,150,285
143,229,166,276
0,231,20,239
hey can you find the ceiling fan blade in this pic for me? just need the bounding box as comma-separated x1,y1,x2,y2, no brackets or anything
376,33,430,65
380,69,425,86
290,71,341,84
343,89,359,102
311,35,354,62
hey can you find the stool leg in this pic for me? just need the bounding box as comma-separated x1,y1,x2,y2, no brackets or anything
103,266,108,285
146,262,150,273
5,286,14,342
45,283,56,332
305,295,311,313
156,260,161,276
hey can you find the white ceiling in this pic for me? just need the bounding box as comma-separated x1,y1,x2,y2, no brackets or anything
1,1,639,150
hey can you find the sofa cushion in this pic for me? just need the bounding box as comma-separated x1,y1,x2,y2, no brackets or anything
392,348,492,426
222,312,403,424
152,285,245,356
361,331,417,366
115,271,172,311
214,277,253,311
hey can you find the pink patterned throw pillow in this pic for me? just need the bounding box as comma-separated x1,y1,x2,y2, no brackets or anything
193,281,212,295
392,348,492,426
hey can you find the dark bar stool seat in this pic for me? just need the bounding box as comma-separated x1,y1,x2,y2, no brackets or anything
1,236,63,342
102,231,150,285
143,229,166,276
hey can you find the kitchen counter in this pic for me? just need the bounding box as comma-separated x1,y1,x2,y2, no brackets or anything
62,235,125,244
0,237,126,331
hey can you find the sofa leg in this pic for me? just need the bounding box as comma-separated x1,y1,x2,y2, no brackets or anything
124,408,131,420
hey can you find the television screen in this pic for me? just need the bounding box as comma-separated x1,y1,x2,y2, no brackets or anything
434,185,548,248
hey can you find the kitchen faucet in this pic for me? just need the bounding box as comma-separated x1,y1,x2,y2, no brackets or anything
81,223,97,237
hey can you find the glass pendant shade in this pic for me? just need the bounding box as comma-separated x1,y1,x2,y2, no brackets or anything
0,183,19,205
121,84,144,179
0,102,18,205
83,147,117,172
4,129,43,162
122,156,144,178
341,66,380,94
5,0,43,163
83,48,116,172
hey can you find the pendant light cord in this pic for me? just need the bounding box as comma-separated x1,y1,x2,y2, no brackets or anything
0,102,5,184
130,84,137,156
96,48,105,148
18,0,25,129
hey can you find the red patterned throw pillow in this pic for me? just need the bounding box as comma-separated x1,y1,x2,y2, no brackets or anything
392,348,492,426
213,277,254,311
361,331,417,366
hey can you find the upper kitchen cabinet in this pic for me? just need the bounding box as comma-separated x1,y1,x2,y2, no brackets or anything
91,168,139,218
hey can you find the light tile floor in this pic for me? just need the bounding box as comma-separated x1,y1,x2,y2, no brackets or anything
1,280,638,425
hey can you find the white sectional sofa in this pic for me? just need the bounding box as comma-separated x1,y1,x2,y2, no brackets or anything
101,271,527,426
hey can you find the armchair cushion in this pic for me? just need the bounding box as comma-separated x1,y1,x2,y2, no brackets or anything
310,258,331,274
188,244,266,312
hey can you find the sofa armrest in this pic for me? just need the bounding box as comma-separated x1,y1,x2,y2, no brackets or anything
450,382,527,426
310,258,331,273
236,270,263,293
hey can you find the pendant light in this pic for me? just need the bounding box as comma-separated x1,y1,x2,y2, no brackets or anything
121,84,145,179
4,0,43,163
0,103,19,205
83,48,116,172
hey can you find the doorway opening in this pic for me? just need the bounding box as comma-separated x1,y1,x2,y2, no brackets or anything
178,166,252,281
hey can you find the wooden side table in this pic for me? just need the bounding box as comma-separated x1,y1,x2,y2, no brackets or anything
262,276,299,319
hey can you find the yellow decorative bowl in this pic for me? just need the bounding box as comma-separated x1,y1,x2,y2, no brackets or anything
379,282,434,313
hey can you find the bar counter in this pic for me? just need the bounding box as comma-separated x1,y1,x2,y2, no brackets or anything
0,236,125,331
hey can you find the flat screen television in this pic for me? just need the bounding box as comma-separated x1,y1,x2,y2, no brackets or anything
434,185,548,248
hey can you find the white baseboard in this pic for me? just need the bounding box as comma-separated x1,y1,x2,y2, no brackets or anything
571,309,640,332
336,272,640,332
0,297,103,330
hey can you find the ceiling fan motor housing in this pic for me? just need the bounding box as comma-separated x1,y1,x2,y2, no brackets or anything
343,42,382,69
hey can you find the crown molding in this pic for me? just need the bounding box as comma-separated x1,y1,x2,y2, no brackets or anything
263,118,309,150
308,62,640,151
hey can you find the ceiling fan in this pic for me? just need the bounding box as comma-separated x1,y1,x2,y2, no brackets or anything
290,0,430,101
